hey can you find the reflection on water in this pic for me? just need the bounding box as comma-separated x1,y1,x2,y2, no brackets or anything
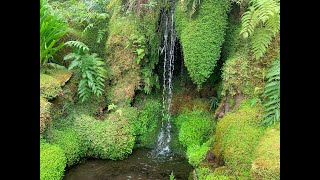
63,148,193,180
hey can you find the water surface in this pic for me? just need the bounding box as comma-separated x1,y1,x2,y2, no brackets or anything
63,148,193,180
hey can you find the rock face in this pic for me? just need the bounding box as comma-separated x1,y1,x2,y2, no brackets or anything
40,69,72,134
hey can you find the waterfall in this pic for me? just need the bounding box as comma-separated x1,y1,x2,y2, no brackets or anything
154,0,176,156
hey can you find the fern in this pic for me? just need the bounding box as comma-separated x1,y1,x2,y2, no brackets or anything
64,41,107,102
96,29,106,43
262,59,280,126
82,23,94,34
209,96,219,111
240,0,280,59
65,40,90,53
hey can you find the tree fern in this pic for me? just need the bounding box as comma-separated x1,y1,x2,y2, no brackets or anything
240,0,280,59
64,41,107,102
262,59,280,126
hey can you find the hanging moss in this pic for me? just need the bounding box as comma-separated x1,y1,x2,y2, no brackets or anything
175,0,230,89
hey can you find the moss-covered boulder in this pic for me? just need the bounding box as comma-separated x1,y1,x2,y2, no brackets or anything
213,100,264,178
40,96,52,134
49,128,86,167
40,139,66,180
175,109,214,166
175,0,230,88
73,109,136,160
251,124,280,180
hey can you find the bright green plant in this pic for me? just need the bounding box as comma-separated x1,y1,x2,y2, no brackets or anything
169,171,176,180
40,140,66,180
175,0,230,89
175,109,214,166
64,41,107,102
40,0,67,66
49,128,86,167
240,0,280,59
181,0,202,17
131,99,162,147
126,34,146,64
262,59,280,126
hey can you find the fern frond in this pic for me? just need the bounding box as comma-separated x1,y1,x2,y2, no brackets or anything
96,29,106,43
83,23,94,34
262,59,280,126
251,28,273,59
65,40,90,53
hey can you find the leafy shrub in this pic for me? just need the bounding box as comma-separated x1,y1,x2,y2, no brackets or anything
240,0,280,59
186,140,211,166
251,125,280,179
175,0,230,88
262,59,280,126
73,111,135,160
49,128,86,167
40,0,67,66
40,140,66,180
175,109,214,166
176,110,213,147
214,100,264,178
131,99,162,147
64,41,107,102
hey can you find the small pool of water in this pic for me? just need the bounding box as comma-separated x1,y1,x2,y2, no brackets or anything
63,148,193,180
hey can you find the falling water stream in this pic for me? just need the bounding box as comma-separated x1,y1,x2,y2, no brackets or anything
154,0,176,156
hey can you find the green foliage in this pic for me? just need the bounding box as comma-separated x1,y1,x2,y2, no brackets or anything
209,96,219,111
40,140,66,180
131,99,162,147
262,59,280,126
126,34,146,64
240,0,280,59
186,140,211,166
175,109,214,166
40,0,67,66
169,171,176,180
214,100,264,178
73,112,135,160
64,41,107,102
49,128,86,167
251,125,280,180
175,0,230,89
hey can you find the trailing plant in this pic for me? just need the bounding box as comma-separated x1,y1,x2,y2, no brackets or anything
126,34,146,64
175,0,230,89
240,0,280,59
40,0,67,66
262,59,280,126
64,41,107,102
169,171,176,180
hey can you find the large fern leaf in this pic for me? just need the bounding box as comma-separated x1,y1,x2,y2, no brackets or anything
240,0,280,59
262,59,280,126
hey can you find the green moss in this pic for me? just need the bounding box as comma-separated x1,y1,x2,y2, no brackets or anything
175,0,230,88
40,73,63,100
131,98,162,148
214,100,265,178
49,128,86,167
251,125,280,180
40,140,66,180
175,109,214,166
73,110,135,160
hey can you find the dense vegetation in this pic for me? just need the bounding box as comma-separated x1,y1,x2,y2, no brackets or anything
40,0,280,179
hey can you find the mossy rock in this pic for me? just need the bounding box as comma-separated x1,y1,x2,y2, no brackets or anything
40,73,63,100
49,128,87,167
175,0,230,88
40,96,52,134
73,110,135,160
40,140,66,180
213,100,265,178
251,124,280,180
